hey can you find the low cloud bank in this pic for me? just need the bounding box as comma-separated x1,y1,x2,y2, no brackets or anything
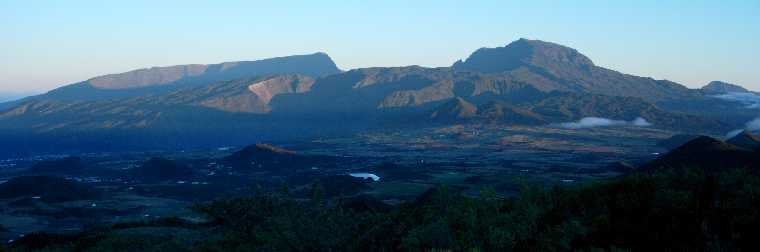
713,92,760,109
557,117,652,129
726,117,760,138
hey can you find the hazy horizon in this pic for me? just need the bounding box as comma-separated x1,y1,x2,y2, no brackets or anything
2,1,759,93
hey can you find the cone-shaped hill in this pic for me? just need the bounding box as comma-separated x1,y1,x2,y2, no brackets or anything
644,136,760,173
222,144,340,172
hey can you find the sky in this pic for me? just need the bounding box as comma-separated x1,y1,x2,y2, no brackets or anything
1,0,759,93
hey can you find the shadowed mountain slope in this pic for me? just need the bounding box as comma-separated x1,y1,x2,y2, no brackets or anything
427,92,723,129
0,75,317,131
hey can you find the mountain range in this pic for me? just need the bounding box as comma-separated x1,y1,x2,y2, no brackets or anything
0,38,757,156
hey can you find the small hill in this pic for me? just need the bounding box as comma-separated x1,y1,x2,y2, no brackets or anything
657,134,700,150
0,176,101,202
663,136,742,155
727,130,760,150
644,136,760,173
701,81,750,94
28,156,86,174
223,144,319,172
225,144,297,161
130,158,194,182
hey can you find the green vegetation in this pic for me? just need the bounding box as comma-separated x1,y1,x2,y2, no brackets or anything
7,167,760,251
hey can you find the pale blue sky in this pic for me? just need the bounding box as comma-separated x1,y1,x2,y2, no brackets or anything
1,0,759,93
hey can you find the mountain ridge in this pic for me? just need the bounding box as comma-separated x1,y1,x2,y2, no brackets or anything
87,53,338,90
24,53,341,102
0,38,750,155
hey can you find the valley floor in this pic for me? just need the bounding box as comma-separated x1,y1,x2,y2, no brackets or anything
0,124,675,244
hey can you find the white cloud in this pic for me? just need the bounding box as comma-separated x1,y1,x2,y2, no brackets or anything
726,129,743,139
556,117,652,129
748,117,760,130
632,117,653,127
713,92,760,109
726,117,760,138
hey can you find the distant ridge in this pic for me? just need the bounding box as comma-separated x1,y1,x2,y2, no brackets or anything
87,53,339,90
33,53,341,101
